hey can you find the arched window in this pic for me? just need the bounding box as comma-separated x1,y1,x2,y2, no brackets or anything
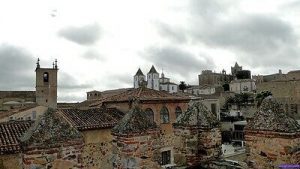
43,72,49,82
175,106,182,119
145,108,154,124
160,106,169,123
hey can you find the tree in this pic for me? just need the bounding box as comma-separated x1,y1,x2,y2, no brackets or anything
179,81,187,92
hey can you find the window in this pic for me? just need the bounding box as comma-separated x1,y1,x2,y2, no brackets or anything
160,106,169,123
161,150,171,165
175,106,182,119
211,103,217,115
43,72,49,82
27,117,31,120
145,108,154,124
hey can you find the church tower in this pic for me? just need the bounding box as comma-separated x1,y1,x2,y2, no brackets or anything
35,58,58,109
147,65,159,91
134,68,145,88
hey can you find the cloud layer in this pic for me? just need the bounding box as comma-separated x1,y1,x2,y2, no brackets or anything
143,46,215,79
58,23,101,45
0,44,35,90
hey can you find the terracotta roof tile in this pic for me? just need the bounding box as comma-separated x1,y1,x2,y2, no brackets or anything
60,108,125,130
0,120,33,154
90,88,190,107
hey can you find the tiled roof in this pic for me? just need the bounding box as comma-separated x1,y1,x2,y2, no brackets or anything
112,106,157,134
174,101,219,128
20,109,82,148
0,120,33,154
60,108,125,130
245,97,300,133
90,88,190,106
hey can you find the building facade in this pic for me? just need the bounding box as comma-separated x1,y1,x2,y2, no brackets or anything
134,66,178,93
35,58,58,109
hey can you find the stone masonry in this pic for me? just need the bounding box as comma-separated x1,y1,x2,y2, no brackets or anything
245,97,300,169
173,101,222,167
111,105,161,169
20,108,84,169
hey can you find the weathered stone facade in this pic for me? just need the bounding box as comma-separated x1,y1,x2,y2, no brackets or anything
173,101,222,167
20,108,84,169
112,106,161,169
245,97,300,169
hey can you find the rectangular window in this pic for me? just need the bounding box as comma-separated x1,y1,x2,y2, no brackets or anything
211,103,217,115
161,150,171,165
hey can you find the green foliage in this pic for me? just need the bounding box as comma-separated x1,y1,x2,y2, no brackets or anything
178,81,187,92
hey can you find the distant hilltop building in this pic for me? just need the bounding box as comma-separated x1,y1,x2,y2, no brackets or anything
133,65,178,93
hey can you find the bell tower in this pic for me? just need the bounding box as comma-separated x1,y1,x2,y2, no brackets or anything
35,58,58,109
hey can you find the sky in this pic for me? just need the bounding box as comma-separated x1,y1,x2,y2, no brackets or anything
0,0,300,102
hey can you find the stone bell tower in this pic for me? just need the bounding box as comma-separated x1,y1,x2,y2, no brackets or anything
35,58,58,109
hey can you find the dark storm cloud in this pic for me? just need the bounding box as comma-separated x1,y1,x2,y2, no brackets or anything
155,0,300,71
143,46,215,77
58,23,101,45
0,44,35,90
194,15,299,67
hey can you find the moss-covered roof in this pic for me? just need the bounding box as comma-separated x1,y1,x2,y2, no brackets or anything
174,101,219,128
112,106,157,134
245,97,300,133
20,108,82,148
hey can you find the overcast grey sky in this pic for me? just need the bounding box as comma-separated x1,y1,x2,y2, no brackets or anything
0,0,299,102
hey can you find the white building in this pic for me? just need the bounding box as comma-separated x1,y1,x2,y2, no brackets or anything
134,66,178,93
147,65,160,91
186,85,216,95
229,79,256,94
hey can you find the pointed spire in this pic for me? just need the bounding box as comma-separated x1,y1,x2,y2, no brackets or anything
54,59,58,69
36,58,40,69
148,65,158,74
161,68,165,78
135,68,144,76
234,62,239,67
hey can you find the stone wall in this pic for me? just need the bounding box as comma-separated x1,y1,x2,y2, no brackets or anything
245,130,300,169
22,140,83,169
112,131,161,169
81,129,114,169
174,126,222,167
0,154,21,169
82,142,113,169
